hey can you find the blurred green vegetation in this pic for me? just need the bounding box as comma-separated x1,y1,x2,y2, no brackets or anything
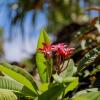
1,0,100,72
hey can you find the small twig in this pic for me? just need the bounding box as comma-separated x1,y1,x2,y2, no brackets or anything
60,60,65,71
85,7,100,12
61,59,70,72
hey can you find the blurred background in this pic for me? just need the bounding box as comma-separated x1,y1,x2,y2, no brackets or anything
0,0,100,73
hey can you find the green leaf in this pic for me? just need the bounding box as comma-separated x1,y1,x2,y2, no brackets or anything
53,74,63,83
63,99,69,100
39,83,49,92
73,88,98,98
64,77,79,95
36,29,51,82
53,74,78,96
0,63,38,96
78,46,100,71
0,76,35,96
0,89,17,100
90,65,100,75
60,59,77,78
72,91,100,100
38,84,64,100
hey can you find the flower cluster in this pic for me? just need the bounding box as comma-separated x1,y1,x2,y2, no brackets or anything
38,43,52,58
38,42,75,73
38,43,74,59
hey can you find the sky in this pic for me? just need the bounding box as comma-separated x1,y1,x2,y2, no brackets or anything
4,11,48,62
0,1,49,62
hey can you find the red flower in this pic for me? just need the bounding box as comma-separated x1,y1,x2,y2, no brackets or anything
52,43,74,58
38,43,52,58
38,42,75,74
51,43,67,51
63,48,75,58
38,43,75,59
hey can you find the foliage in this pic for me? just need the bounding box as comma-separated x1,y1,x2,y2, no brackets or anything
36,30,51,82
1,15,100,100
0,89,17,100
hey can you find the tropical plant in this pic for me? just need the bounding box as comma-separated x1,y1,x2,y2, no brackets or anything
0,26,100,100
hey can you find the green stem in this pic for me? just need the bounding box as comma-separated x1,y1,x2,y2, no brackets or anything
47,58,53,83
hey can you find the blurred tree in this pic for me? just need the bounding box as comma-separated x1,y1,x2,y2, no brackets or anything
2,0,100,40
9,0,86,34
0,27,4,62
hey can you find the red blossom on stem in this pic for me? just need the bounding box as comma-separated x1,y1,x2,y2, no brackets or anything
58,47,75,59
38,42,75,59
52,43,74,59
51,43,67,51
38,42,75,74
38,43,52,58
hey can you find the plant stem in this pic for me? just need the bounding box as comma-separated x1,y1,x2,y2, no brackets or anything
61,59,70,72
